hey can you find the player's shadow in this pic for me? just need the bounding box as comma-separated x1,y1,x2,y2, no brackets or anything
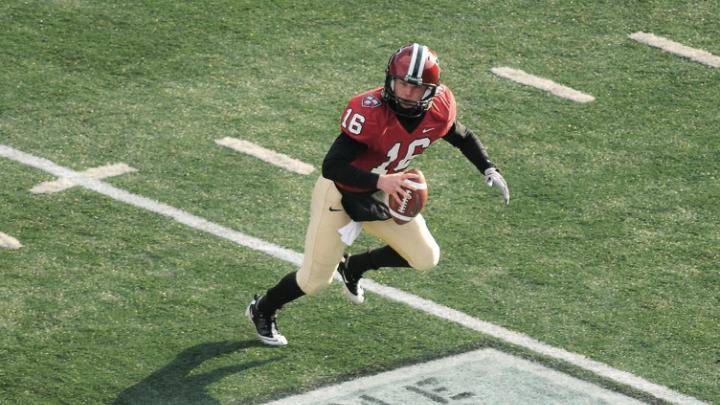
113,340,278,405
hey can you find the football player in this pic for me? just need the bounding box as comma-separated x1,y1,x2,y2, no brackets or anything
247,43,509,346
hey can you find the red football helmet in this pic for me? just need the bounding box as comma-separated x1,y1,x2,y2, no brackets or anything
382,43,441,117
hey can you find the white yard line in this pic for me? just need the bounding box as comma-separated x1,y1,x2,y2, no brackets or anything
0,232,22,249
0,144,706,405
491,67,595,103
31,163,136,194
216,137,315,175
630,32,720,68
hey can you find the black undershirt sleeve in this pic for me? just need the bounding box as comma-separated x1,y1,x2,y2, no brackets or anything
442,121,495,173
321,132,380,190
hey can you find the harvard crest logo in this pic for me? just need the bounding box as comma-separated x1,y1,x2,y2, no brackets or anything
362,94,382,108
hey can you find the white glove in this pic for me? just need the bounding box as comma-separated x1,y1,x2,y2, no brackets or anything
484,167,509,205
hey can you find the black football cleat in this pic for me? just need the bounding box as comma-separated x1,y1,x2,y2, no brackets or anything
246,295,287,346
336,254,365,304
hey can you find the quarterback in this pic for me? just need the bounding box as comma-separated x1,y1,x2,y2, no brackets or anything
247,43,509,346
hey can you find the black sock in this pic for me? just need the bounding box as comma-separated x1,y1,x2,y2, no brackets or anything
348,245,410,277
257,272,305,315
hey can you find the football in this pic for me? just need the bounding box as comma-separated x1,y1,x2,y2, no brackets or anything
388,168,428,225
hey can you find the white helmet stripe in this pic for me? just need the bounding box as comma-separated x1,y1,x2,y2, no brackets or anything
406,43,419,79
406,43,427,84
415,45,428,82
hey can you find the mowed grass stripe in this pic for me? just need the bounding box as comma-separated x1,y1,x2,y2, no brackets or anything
0,144,706,405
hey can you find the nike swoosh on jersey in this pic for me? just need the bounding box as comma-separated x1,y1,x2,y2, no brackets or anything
329,207,343,212
422,127,436,133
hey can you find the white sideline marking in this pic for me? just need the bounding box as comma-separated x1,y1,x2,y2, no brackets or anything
491,67,595,103
0,144,705,405
630,32,720,68
2,146,300,265
31,163,136,194
0,232,22,249
216,137,315,175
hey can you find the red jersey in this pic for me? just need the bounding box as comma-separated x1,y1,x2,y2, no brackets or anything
336,85,456,192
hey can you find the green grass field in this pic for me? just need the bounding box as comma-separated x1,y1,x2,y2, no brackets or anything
2,1,718,404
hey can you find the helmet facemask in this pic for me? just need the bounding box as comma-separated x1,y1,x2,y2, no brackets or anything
383,76,438,117
381,43,441,118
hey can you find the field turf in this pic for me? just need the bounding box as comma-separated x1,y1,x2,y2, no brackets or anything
1,1,718,403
